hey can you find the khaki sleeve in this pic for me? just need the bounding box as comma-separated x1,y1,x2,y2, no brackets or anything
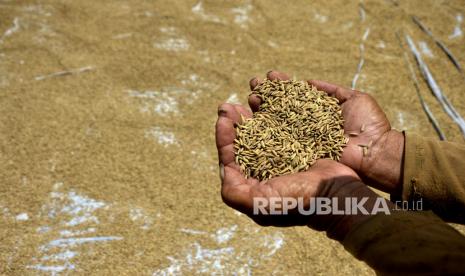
401,132,465,223
343,211,465,275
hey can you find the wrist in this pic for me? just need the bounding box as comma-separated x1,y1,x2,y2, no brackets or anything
312,178,395,242
359,130,405,195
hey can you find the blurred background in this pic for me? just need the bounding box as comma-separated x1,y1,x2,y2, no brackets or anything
1,0,464,274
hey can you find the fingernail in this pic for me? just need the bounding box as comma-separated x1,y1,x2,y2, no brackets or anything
249,77,258,89
218,109,227,117
218,105,227,117
219,163,225,182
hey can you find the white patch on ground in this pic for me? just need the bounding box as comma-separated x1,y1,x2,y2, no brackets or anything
180,228,209,235
154,27,189,51
450,26,463,39
449,14,463,39
128,75,209,116
129,208,156,230
15,212,29,221
342,21,354,30
313,13,328,23
362,27,370,41
226,93,241,104
182,73,210,87
154,38,190,51
397,112,405,129
145,127,178,146
59,228,96,237
12,6,61,46
128,89,179,116
419,41,434,58
231,3,252,28
352,27,370,89
40,236,123,251
192,1,223,23
394,109,418,131
197,50,211,63
42,250,77,261
377,40,386,49
213,225,237,244
2,206,10,216
47,189,106,227
0,17,20,43
160,27,177,35
267,40,278,48
179,73,218,104
180,74,199,86
359,5,366,22
37,226,52,233
22,4,50,15
190,149,212,171
36,22,58,40
152,96,177,114
29,183,124,274
112,33,133,40
28,263,76,274
35,66,94,81
260,232,284,257
159,226,284,275
153,243,235,275
192,1,203,13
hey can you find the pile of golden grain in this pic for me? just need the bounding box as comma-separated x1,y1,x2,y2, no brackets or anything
234,79,348,180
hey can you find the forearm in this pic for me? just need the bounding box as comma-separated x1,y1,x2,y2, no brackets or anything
343,210,465,275
316,177,465,274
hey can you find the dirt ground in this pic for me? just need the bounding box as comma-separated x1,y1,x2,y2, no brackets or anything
1,0,465,275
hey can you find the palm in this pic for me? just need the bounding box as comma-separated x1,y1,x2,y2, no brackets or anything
216,102,360,227
337,93,391,172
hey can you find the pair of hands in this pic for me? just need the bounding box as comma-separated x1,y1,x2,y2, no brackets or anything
215,71,404,240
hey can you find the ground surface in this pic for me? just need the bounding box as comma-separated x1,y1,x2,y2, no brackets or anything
1,0,465,275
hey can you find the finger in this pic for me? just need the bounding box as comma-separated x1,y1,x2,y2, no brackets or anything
267,70,290,81
216,104,252,166
249,77,262,90
249,77,263,112
248,71,290,112
308,80,356,103
248,95,261,112
221,166,253,211
233,104,253,119
215,117,241,167
215,115,235,151
218,103,249,125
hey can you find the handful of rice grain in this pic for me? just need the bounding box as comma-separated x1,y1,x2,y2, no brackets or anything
234,79,348,180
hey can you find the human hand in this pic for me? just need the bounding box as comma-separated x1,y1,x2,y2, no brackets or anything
215,102,392,241
249,71,405,195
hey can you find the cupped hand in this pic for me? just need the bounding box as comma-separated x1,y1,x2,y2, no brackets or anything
215,102,384,239
249,71,405,195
